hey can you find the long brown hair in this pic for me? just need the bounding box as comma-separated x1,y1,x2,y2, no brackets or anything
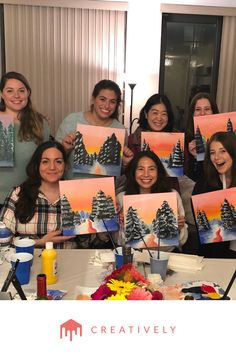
0,71,47,144
185,92,219,143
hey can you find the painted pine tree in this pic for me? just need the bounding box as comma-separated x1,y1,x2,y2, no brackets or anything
195,126,205,154
90,190,116,220
152,200,178,239
125,206,143,242
97,133,121,165
142,139,151,151
74,131,91,165
196,208,211,231
170,139,183,167
226,118,233,133
220,198,236,230
61,194,74,228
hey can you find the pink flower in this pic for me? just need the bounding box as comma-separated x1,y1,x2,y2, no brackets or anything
127,287,153,300
91,283,114,300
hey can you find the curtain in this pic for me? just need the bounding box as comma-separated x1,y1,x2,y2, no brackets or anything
217,16,236,113
4,4,126,135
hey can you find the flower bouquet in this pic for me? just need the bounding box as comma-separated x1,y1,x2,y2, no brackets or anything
91,264,163,300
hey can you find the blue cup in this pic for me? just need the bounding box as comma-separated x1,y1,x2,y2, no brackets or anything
10,252,33,285
14,238,35,264
114,247,133,269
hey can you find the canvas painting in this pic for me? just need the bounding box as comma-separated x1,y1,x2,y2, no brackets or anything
194,111,236,161
73,124,125,177
0,115,14,167
141,132,184,177
59,177,118,236
123,192,178,248
192,188,236,244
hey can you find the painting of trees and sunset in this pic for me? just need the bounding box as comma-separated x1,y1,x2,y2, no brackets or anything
73,124,125,177
192,187,236,244
141,132,184,177
194,111,236,161
0,115,14,167
123,192,178,248
59,177,118,235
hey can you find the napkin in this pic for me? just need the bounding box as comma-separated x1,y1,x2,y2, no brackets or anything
89,250,114,266
167,253,204,273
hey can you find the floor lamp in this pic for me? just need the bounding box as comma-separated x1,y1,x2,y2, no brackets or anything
128,83,136,134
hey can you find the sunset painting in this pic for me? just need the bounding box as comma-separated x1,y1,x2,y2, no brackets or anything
0,114,14,167
73,124,125,177
59,177,118,235
192,187,236,244
123,192,178,248
194,111,236,161
141,132,184,176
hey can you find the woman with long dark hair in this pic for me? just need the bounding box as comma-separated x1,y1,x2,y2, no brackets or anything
0,141,75,247
192,131,236,258
117,150,188,251
185,92,219,181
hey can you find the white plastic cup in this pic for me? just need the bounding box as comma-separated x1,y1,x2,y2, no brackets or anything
150,253,169,281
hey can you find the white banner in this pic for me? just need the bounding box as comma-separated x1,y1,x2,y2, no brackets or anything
0,301,235,353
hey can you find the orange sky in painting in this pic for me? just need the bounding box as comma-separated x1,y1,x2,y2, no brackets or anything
76,124,125,154
141,132,184,158
192,187,236,219
123,192,177,224
0,114,13,128
194,112,236,140
59,177,116,212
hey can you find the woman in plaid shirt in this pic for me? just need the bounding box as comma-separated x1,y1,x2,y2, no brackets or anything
0,140,75,247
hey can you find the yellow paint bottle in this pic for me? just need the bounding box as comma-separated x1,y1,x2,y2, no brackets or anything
41,242,58,285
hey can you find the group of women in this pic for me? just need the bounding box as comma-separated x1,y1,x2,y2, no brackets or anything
0,71,235,258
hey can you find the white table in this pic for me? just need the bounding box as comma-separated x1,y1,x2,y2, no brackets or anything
0,249,235,299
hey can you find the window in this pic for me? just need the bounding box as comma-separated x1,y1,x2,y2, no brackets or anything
159,13,222,131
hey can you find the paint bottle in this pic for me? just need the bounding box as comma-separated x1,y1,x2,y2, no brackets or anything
41,242,58,285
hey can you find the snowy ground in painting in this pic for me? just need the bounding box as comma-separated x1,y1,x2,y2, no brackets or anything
63,217,119,236
198,219,236,244
126,232,178,248
161,160,183,177
73,161,121,177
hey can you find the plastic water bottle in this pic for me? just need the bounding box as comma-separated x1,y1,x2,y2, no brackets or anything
41,242,58,285
0,221,12,247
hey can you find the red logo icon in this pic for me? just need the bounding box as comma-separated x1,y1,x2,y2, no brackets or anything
60,319,82,341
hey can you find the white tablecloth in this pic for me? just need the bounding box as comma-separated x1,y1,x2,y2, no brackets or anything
0,249,235,299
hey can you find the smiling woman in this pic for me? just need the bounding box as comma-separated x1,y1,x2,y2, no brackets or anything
0,140,76,248
0,71,50,205
56,79,128,180
192,131,236,258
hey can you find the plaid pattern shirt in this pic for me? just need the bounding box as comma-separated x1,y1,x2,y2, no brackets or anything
0,187,61,239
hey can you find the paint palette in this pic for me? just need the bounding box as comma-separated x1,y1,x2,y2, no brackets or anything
181,281,225,300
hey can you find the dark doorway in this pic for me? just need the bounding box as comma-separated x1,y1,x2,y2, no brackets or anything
159,13,222,131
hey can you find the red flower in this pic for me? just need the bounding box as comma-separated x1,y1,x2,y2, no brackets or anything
152,291,163,300
91,283,115,300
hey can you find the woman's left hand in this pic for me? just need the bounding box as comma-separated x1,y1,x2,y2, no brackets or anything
178,216,185,231
122,146,134,168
